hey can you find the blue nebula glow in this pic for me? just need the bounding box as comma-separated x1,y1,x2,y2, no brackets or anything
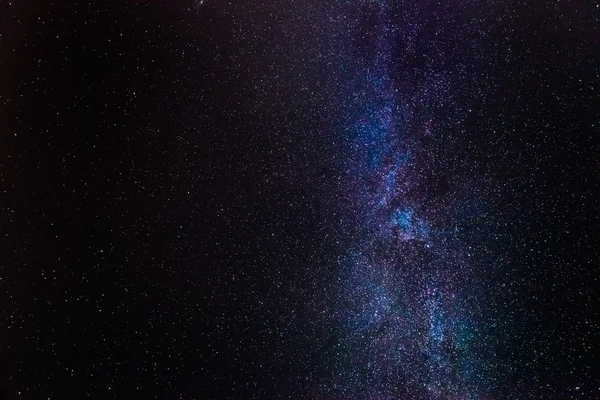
331,2,490,398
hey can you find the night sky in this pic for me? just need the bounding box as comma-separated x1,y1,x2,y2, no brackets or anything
0,1,598,399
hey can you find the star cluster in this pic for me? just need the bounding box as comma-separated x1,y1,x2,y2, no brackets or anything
330,2,498,398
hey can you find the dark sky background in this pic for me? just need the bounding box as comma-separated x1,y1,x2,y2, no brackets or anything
0,1,598,399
